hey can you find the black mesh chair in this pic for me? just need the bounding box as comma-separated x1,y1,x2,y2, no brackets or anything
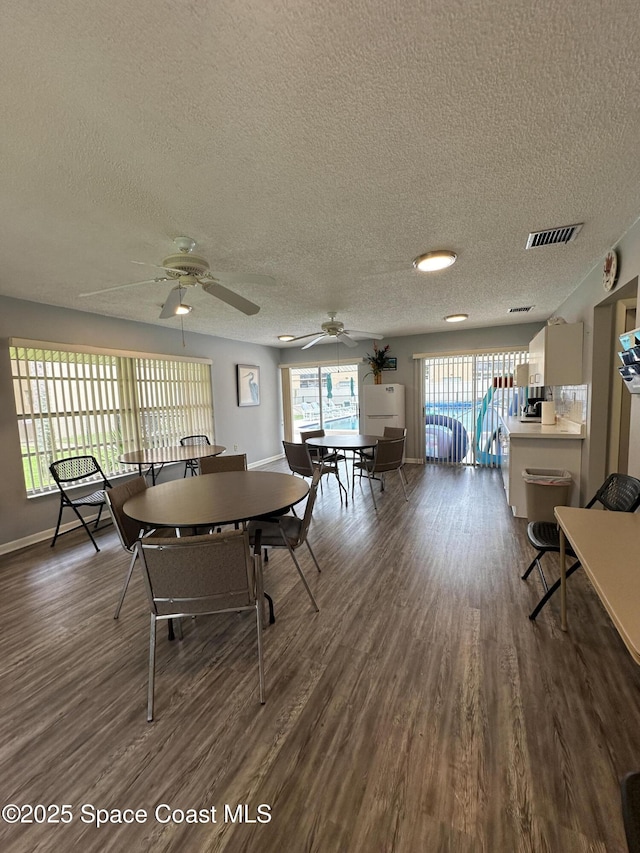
622,771,640,853
179,434,210,476
523,473,640,620
49,455,112,552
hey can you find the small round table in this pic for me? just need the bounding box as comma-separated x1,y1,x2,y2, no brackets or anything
119,444,227,485
123,470,309,529
304,434,380,503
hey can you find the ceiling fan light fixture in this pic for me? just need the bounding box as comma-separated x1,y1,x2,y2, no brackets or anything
174,303,192,315
444,313,468,323
278,334,295,342
413,250,457,272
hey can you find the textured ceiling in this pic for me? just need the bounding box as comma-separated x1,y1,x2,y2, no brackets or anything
1,0,639,347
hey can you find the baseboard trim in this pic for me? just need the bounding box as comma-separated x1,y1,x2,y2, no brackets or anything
2,456,287,555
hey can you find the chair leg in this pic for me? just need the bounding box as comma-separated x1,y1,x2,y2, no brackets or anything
522,552,543,580
147,615,157,722
256,602,265,704
114,550,137,619
365,468,378,510
528,560,582,621
398,469,409,501
70,505,101,552
50,502,65,547
264,592,275,624
284,540,319,611
305,539,322,573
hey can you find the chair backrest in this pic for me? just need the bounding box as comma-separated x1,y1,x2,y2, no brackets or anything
590,473,640,513
287,467,322,547
372,437,405,473
382,426,407,439
283,440,315,478
138,530,259,617
300,429,325,442
180,434,211,447
200,453,247,475
105,476,147,552
50,455,110,489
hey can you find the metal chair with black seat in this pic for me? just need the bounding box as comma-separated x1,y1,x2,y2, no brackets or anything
355,426,407,479
179,434,211,477
522,472,640,621
283,439,345,502
352,436,409,511
49,455,113,552
622,771,640,853
247,468,322,614
137,529,265,721
300,428,348,484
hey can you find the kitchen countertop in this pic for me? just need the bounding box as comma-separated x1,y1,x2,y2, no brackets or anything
504,416,584,440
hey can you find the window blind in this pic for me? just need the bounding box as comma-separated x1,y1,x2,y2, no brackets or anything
10,342,214,495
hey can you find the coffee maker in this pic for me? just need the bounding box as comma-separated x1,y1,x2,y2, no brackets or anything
521,396,544,420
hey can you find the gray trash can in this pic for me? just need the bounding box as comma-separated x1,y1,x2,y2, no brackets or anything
522,468,572,523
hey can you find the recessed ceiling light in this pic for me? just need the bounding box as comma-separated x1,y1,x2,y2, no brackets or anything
444,313,468,323
278,334,295,342
413,250,457,272
174,303,192,315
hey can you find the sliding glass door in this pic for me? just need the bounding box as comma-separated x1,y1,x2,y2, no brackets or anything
285,363,359,442
423,350,527,467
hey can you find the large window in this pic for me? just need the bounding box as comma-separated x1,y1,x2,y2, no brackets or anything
285,363,359,442
10,339,214,495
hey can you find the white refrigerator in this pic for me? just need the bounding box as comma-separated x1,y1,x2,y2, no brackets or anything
360,384,405,435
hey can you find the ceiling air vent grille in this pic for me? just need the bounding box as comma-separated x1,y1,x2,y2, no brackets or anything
525,223,583,249
508,306,533,313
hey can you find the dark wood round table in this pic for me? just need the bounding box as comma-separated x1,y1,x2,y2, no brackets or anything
123,470,309,528
119,444,227,484
304,434,380,503
304,434,380,452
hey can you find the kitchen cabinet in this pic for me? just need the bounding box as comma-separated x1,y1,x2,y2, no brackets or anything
528,323,583,386
502,418,583,518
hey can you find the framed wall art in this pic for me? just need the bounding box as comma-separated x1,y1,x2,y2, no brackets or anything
237,364,260,406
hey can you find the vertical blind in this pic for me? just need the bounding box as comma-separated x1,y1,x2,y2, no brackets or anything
422,349,526,467
10,340,214,495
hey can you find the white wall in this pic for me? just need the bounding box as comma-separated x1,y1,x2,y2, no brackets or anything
552,216,640,494
0,296,283,550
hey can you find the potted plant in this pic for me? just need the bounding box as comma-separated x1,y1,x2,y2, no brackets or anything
365,342,391,384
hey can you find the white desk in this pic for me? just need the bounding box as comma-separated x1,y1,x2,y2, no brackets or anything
555,506,640,664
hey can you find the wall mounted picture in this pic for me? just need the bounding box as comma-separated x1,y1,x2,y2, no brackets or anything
237,364,260,406
383,357,398,371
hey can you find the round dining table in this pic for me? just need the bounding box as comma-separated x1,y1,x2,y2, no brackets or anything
119,444,227,485
305,434,380,501
304,434,380,453
123,470,309,529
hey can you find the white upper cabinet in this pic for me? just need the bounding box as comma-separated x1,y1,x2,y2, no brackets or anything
528,323,583,386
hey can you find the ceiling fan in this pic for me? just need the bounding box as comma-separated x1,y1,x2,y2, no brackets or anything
80,237,274,318
288,312,383,349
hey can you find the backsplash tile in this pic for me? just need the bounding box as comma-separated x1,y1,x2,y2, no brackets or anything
552,384,588,424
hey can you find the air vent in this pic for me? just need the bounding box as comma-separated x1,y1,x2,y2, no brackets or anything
525,223,583,249
508,306,533,313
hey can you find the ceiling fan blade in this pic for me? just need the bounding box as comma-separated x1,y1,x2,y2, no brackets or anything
79,277,169,297
159,287,182,319
301,334,327,350
204,272,276,287
200,281,260,315
344,329,384,339
337,332,359,348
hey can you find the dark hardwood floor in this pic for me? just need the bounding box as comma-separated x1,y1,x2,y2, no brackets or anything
1,462,638,852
